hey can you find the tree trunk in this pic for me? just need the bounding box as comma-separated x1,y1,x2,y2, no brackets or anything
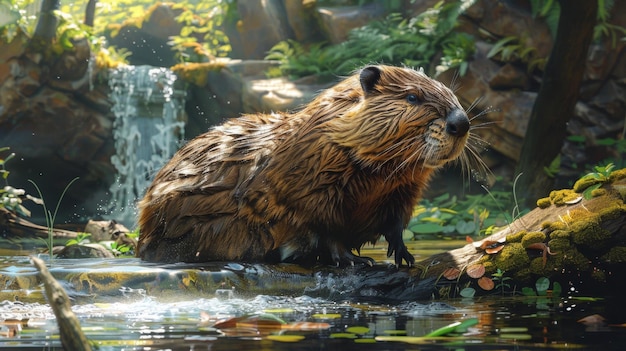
515,0,598,206
84,0,97,27
33,0,60,43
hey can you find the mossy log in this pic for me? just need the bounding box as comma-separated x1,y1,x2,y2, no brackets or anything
303,171,626,301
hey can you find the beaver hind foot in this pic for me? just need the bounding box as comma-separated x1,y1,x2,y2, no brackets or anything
137,64,469,267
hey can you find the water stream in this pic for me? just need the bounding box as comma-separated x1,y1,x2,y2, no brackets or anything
105,65,186,228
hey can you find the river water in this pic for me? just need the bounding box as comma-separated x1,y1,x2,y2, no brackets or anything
1,242,625,350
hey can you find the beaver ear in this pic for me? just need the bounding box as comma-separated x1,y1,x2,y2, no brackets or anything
359,66,381,95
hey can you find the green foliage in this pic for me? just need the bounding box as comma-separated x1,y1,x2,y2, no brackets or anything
0,147,42,217
492,268,512,295
530,0,626,47
486,36,546,72
1,0,232,65
522,277,562,296
65,232,92,246
577,162,615,199
266,0,476,78
406,183,524,240
169,1,232,62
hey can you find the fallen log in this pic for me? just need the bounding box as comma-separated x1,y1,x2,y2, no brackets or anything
0,207,78,239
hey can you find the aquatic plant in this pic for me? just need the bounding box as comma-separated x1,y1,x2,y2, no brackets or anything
28,177,79,266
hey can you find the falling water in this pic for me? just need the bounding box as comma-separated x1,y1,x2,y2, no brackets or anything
106,65,186,227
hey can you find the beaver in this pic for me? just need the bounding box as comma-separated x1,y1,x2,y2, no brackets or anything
137,65,471,267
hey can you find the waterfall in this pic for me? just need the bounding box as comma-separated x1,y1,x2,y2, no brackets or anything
106,65,186,227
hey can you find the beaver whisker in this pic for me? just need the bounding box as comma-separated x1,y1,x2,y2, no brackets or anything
470,106,499,122
465,97,483,115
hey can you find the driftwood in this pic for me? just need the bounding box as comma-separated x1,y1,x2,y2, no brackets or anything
0,207,78,239
31,256,92,351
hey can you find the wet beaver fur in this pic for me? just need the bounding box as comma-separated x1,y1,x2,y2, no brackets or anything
137,65,471,266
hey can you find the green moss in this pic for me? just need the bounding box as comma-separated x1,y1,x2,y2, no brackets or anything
550,230,570,239
506,230,526,243
547,238,570,251
561,248,591,271
601,246,626,263
492,243,530,273
514,267,532,282
536,197,552,208
591,188,607,197
572,176,602,193
521,231,546,248
608,168,626,182
549,189,582,206
541,220,566,231
571,220,609,249
591,269,606,282
529,257,547,275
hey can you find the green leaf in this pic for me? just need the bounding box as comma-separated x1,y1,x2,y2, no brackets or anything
409,223,444,234
521,286,537,296
552,281,562,296
535,277,550,295
455,220,477,234
459,287,475,298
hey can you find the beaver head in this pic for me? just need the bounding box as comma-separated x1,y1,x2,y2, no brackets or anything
323,65,469,172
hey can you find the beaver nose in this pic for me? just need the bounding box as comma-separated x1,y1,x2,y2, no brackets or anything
445,108,470,136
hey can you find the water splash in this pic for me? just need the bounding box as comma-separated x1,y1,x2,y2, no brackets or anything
106,65,186,227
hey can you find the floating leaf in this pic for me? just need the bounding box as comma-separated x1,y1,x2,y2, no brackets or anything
521,287,537,296
424,321,462,337
454,318,479,333
266,335,306,342
409,223,444,234
354,338,377,343
346,326,370,334
330,333,357,339
499,327,529,333
282,322,330,331
312,313,342,319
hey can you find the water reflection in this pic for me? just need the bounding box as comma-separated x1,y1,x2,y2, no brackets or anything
2,291,626,350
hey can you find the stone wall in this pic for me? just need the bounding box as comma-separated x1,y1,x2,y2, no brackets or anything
0,34,116,222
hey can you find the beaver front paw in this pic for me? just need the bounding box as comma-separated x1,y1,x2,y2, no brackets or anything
385,231,415,267
326,242,374,267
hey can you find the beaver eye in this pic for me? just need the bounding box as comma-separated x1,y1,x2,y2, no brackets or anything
406,93,419,105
